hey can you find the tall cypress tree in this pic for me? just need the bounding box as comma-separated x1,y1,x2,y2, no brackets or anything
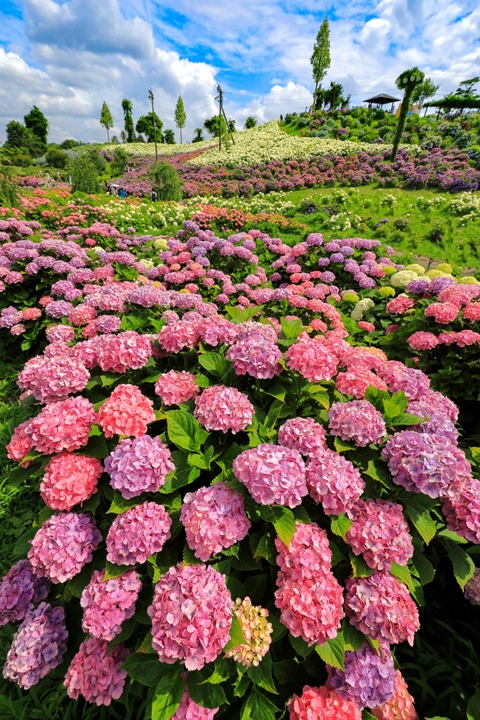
174,96,187,144
121,99,135,143
311,19,331,112
100,101,114,142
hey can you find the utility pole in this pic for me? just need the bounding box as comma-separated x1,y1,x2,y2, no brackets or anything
148,88,158,162
216,84,223,151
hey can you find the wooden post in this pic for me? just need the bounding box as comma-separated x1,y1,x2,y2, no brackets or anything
216,84,223,151
148,89,158,162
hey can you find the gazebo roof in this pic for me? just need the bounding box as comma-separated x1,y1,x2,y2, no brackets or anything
363,93,401,104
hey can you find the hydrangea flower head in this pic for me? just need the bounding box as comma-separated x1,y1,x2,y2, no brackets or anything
224,597,273,667
328,400,386,447
233,443,307,508
26,396,96,455
371,670,418,720
288,685,362,720
227,336,282,379
285,335,338,382
277,417,327,457
18,355,90,404
64,638,129,706
40,453,103,510
194,385,254,434
377,361,430,401
442,476,480,543
306,449,365,515
97,384,156,437
173,681,219,719
0,560,49,626
105,435,174,499
327,642,395,709
335,369,387,399
81,569,142,640
155,370,200,405
106,502,172,565
464,568,480,606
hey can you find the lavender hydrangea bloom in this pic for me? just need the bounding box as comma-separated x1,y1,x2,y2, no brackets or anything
327,642,396,709
0,560,50,626
104,436,174,499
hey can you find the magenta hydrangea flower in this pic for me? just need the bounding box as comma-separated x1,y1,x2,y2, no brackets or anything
17,355,90,404
233,443,307,508
0,560,49,626
371,669,418,720
25,396,96,455
155,370,200,405
377,361,430,401
277,417,327,457
346,499,414,571
81,569,142,641
180,482,251,561
95,331,152,373
64,638,129,706
28,513,102,583
200,316,238,347
6,419,34,463
413,388,459,424
46,324,76,343
173,680,219,719
327,642,396,710
106,502,172,565
159,318,204,352
3,603,68,689
97,384,156,438
306,449,365,515
328,400,386,447
194,385,254,434
442,476,480,543
288,684,362,720
104,436,174,499
148,563,232,670
226,336,282,379
285,335,338,382
345,573,420,646
40,452,103,511
382,430,472,498
407,331,439,351
464,568,480,606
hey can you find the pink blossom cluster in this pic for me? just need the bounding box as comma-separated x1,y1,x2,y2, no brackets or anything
424,302,459,324
173,683,219,719
278,417,327,457
97,384,156,437
437,329,480,347
463,302,480,322
148,563,232,670
194,385,254,433
328,400,386,447
180,482,251,560
94,331,152,372
342,346,387,371
306,449,365,515
155,370,200,405
105,435,174,498
327,642,396,709
3,603,68,689
382,430,471,498
372,670,418,720
335,368,387,399
46,324,76,343
285,335,338,381
28,513,102,583
106,501,172,565
233,443,307,508
64,638,129,706
80,569,142,640
442,476,480,543
345,573,420,645
346,500,414,571
159,317,204,352
407,399,458,443
0,560,49,626
226,333,282,379
40,452,103,510
201,315,238,346
377,361,430,401
385,296,415,314
407,331,439,351
224,597,273,667
288,685,362,720
464,568,480,605
275,523,344,645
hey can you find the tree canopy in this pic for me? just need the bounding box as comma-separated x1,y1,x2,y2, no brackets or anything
121,100,135,143
24,106,48,144
174,96,187,144
136,112,163,143
311,19,331,111
204,115,227,138
100,102,114,142
410,77,440,107
245,116,257,129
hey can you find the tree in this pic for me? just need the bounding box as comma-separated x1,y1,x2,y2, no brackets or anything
391,67,425,161
5,121,26,148
100,101,114,142
46,148,68,169
110,147,128,177
5,122,45,157
24,106,48,144
204,115,227,138
245,116,257,129
120,130,127,143
227,119,236,133
149,160,181,200
192,128,204,143
174,96,187,144
311,18,331,113
70,153,100,194
135,113,163,143
457,77,480,96
164,129,175,144
121,99,135,143
315,81,350,110
410,77,440,108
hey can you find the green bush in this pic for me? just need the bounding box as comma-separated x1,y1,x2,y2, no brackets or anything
70,154,100,194
45,148,68,169
149,160,181,200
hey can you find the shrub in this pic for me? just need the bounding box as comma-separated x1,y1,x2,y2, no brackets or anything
149,160,181,200
70,153,100,194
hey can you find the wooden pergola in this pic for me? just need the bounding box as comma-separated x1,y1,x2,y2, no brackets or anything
363,93,401,112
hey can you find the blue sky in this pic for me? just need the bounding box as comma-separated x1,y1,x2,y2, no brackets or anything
0,0,479,142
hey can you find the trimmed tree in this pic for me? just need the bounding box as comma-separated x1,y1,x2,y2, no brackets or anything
174,96,187,144
136,113,163,144
311,18,331,113
245,116,257,129
100,102,114,142
391,67,425,162
24,106,48,144
121,99,135,143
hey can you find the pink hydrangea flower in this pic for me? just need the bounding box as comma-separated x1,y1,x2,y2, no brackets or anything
94,331,152,373
227,336,282,379
346,499,414,571
277,417,327,457
81,569,142,640
21,307,42,321
97,384,156,437
377,361,430,401
194,385,254,434
0,560,49,626
148,563,232,670
407,331,439,351
442,476,480,543
6,419,34,463
424,302,459,324
463,303,480,322
64,638,129,706
306,449,365,515
40,452,103,511
358,321,375,332
417,388,458,424
200,316,238,346
17,355,90,404
46,324,75,343
345,574,420,646
28,513,102,583
285,335,338,382
25,396,96,455
159,318,204,352
335,369,387,399
180,482,251,560
407,399,458,443
328,400,386,447
106,502,172,565
105,435,174,498
386,296,415,314
173,681,219,719
327,642,396,710
233,443,307,508
3,603,68,689
224,597,273,667
371,669,419,720
155,370,200,405
342,346,387,372
288,685,362,720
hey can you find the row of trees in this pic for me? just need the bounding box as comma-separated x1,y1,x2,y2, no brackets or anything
100,96,187,145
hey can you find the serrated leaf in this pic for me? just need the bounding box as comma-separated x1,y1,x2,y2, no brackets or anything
342,619,364,651
161,450,200,493
82,434,109,459
440,537,475,590
258,506,297,547
281,317,303,339
7,463,36,488
289,634,313,658
223,614,247,653
252,531,277,565
151,668,184,720
122,654,165,687
200,658,231,685
108,617,136,651
390,391,408,413
104,562,128,580
234,671,251,697
165,410,209,452
350,552,373,578
187,671,228,709
390,563,415,593
363,459,392,488
247,655,277,694
382,399,403,419
334,437,355,453
411,549,435,585
240,689,279,720
389,413,424,426
437,529,468,544
330,514,352,540
403,499,436,544
198,352,230,377
225,305,262,323
107,491,140,515
315,632,345,670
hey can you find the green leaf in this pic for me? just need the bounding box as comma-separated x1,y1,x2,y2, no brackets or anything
382,398,403,419
187,446,214,470
107,491,140,515
225,305,262,323
151,668,184,720
165,410,209,452
251,531,277,565
258,506,297,547
289,634,313,658
334,437,355,453
305,384,330,409
187,671,228,709
350,552,373,578
263,384,286,402
389,413,424,426
198,352,230,377
363,459,392,488
240,689,279,720
411,549,435,585
362,712,378,720
403,499,437,544
342,619,365,651
281,317,303,339
467,690,480,720
108,617,137,651
82,434,109,459
437,529,468,544
161,450,200,493
234,671,251,697
7,464,36,488
330,514,352,540
390,563,415,593
440,537,475,590
122,654,165,687
247,654,277,694
104,562,128,580
200,658,231,685
315,632,345,671
223,615,247,653
390,391,408,413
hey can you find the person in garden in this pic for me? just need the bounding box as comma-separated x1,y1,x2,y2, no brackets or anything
118,187,126,199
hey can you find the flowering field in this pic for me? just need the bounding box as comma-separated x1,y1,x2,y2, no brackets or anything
1,172,480,720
